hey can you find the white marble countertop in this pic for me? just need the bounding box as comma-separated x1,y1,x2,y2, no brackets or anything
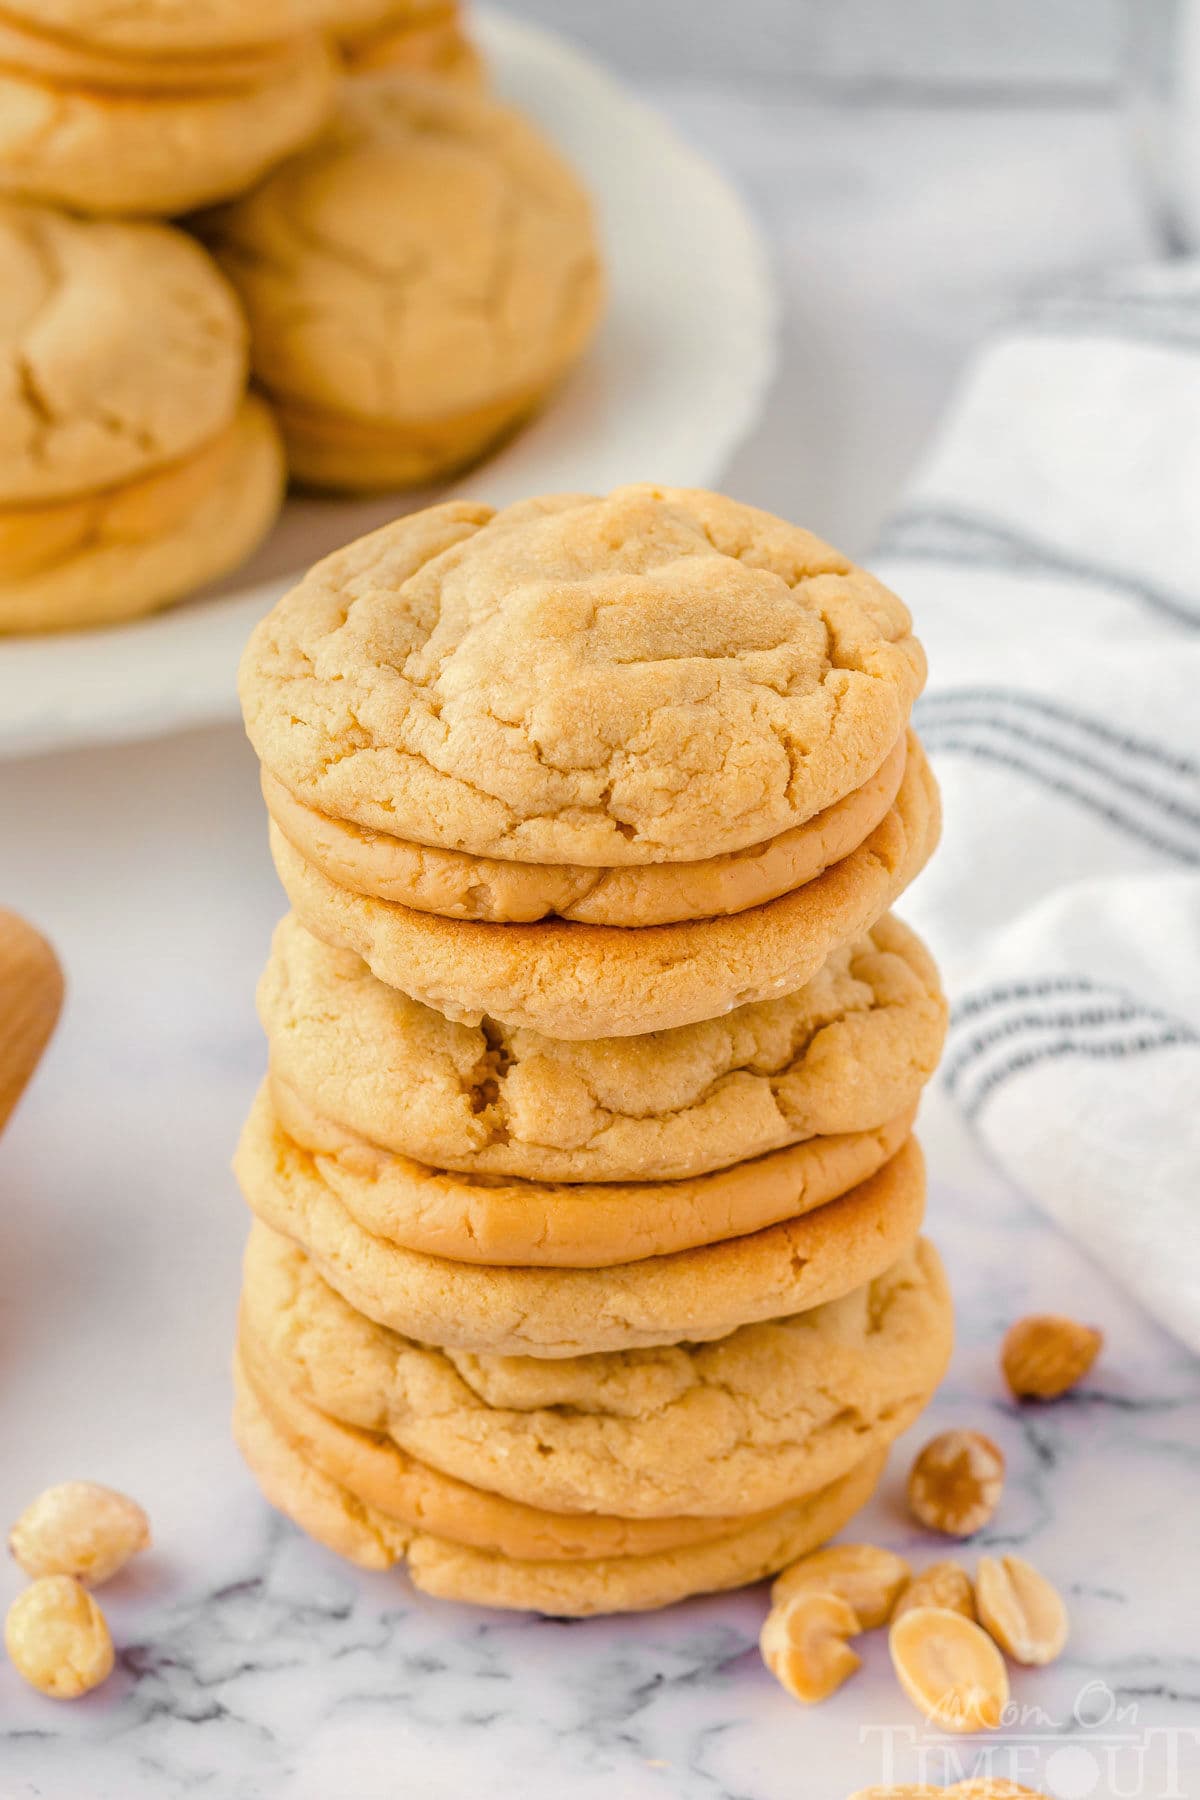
2,68,1199,1800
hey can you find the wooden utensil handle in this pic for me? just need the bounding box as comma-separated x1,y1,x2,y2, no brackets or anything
0,908,64,1137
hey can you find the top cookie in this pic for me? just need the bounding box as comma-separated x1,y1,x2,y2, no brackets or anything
2,0,334,55
240,488,925,864
0,201,246,505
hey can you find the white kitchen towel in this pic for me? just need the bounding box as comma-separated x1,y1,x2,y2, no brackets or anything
873,263,1200,1353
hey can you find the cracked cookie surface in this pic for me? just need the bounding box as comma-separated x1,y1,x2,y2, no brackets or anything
206,76,601,488
241,486,924,861
0,201,246,504
233,1363,890,1615
234,1102,927,1356
259,910,946,1181
241,1224,951,1518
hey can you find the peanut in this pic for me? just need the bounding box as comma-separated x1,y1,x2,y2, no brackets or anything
772,1543,911,1630
760,1589,861,1704
10,1482,150,1586
850,1784,1048,1798
888,1604,1009,1733
892,1560,976,1622
5,1576,114,1699
907,1429,1005,1537
1001,1315,1102,1401
976,1554,1068,1665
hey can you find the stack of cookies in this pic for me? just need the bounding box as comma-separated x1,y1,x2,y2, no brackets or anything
0,3,603,635
232,485,953,1616
0,1,339,217
0,202,284,634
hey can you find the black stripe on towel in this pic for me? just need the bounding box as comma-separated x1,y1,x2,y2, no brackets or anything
913,735,1200,863
916,712,1200,846
876,504,1200,629
959,1028,1198,1122
917,689,1200,783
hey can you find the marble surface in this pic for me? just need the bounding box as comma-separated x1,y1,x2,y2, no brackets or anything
1,70,1198,1800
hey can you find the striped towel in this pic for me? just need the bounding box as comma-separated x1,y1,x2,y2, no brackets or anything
874,264,1200,1354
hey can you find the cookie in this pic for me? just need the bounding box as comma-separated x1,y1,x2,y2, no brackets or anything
269,735,939,1038
0,397,284,633
260,911,946,1182
0,32,336,216
0,0,334,56
334,0,483,84
234,1102,927,1355
0,202,247,507
234,1364,889,1616
239,1341,820,1560
261,732,909,926
241,1224,952,1518
270,1075,915,1266
240,488,924,863
206,78,601,490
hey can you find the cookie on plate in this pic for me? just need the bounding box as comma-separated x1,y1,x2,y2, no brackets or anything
205,76,603,490
0,203,284,632
333,0,484,84
0,12,336,216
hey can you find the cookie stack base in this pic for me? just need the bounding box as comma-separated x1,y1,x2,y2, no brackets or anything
233,1361,890,1617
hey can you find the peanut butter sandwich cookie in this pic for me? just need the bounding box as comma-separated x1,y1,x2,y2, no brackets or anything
270,738,938,1037
233,1362,890,1616
236,1105,927,1356
0,202,284,632
332,0,484,83
268,1077,916,1267
238,1342,821,1562
261,731,910,927
260,912,946,1183
240,1224,952,1520
0,9,336,216
206,77,601,490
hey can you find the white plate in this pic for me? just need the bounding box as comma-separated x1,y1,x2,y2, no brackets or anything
0,9,776,760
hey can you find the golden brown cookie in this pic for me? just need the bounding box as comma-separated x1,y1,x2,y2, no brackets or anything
241,1224,952,1518
0,32,336,216
259,911,945,1182
333,0,484,84
0,0,335,56
0,201,247,506
234,1360,890,1615
269,1076,915,1266
239,1341,808,1560
0,397,284,633
261,732,909,926
235,1101,927,1356
270,735,939,1039
206,78,601,490
240,488,924,862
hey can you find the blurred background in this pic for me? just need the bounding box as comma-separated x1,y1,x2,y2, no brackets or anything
503,0,1153,552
